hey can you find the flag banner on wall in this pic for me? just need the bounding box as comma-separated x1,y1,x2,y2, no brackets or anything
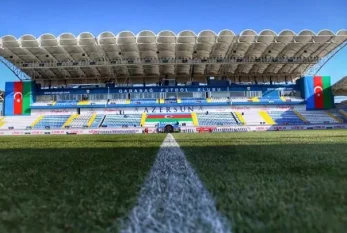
4,81,32,116
146,114,193,123
304,76,333,110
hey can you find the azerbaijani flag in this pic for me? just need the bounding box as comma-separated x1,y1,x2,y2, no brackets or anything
305,76,333,110
146,114,192,123
4,81,32,116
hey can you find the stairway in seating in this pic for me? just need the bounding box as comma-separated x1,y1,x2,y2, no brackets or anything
31,115,45,127
326,111,343,123
293,110,308,123
62,114,79,128
140,113,147,127
0,117,5,127
90,115,105,128
338,110,347,120
87,113,97,127
34,115,71,129
259,111,275,125
242,110,265,125
267,110,304,125
235,112,246,125
191,112,199,126
296,110,339,124
0,116,39,130
231,112,240,124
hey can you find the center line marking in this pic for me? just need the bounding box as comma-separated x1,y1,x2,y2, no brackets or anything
121,134,232,233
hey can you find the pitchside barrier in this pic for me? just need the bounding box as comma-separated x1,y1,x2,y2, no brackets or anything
0,125,346,136
0,128,144,136
180,124,347,133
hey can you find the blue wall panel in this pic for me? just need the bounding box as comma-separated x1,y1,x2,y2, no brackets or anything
35,84,299,96
304,76,314,110
4,82,14,116
262,90,280,98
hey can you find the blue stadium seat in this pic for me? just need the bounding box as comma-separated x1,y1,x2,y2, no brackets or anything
267,110,303,125
101,114,142,128
33,115,70,129
69,115,91,128
90,115,105,128
196,112,239,126
297,110,339,124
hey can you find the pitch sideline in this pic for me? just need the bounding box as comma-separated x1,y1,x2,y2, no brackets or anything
120,134,232,233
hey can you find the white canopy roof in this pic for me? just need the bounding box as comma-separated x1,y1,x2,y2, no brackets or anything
0,29,346,84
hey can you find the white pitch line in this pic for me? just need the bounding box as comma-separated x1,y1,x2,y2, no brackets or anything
121,134,232,233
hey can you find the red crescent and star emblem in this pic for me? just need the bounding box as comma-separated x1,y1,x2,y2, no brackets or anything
314,86,323,94
13,92,23,103
314,86,323,97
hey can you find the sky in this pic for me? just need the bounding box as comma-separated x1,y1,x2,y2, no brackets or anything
0,0,346,90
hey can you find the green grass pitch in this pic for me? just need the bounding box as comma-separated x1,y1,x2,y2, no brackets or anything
0,134,166,233
175,130,347,233
0,130,347,233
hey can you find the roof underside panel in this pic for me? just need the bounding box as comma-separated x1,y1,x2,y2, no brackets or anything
332,76,347,96
208,30,235,75
157,30,176,76
0,29,346,83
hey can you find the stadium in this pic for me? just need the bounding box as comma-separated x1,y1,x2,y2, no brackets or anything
1,29,347,134
1,28,347,233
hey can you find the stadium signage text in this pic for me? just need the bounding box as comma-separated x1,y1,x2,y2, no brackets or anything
42,87,224,95
117,87,223,93
135,106,202,113
42,91,71,95
38,85,297,95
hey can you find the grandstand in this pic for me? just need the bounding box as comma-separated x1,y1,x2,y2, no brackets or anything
0,29,347,134
267,110,304,125
196,112,240,126
101,114,142,128
68,114,93,128
33,114,71,129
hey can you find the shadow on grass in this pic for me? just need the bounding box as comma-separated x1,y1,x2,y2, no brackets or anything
0,146,160,233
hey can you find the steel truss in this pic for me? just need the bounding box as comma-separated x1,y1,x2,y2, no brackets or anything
33,73,298,80
304,40,347,76
15,56,319,70
0,56,31,80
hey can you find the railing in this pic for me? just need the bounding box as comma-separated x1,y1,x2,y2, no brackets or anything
15,56,320,70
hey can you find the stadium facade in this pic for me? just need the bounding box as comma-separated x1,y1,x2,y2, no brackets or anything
0,29,347,135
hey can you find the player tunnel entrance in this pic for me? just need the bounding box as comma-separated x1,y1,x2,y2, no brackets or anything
164,124,174,133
